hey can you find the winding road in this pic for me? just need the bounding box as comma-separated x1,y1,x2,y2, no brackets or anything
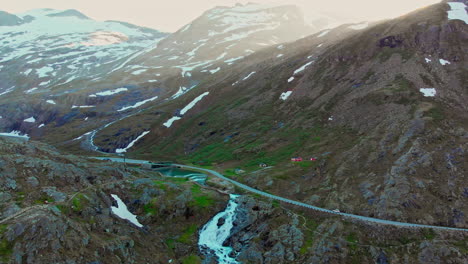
94,157,468,232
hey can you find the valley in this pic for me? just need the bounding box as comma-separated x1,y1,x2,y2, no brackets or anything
0,0,467,263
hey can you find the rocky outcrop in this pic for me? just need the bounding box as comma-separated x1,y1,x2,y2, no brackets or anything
0,137,227,263
226,196,304,263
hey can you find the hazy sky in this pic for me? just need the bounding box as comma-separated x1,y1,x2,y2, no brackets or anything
3,0,440,32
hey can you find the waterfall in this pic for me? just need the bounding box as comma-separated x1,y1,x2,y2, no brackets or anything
198,194,240,264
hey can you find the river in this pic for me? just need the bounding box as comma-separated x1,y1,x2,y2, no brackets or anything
199,194,240,264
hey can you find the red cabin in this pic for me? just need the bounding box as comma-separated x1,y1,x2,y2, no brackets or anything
310,157,317,161
291,157,303,162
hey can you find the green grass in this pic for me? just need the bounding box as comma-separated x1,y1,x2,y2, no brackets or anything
177,224,198,244
143,202,157,216
223,169,237,177
15,191,26,203
397,235,416,245
185,125,324,168
182,255,201,264
56,204,70,214
0,238,12,261
393,74,412,91
0,225,7,235
188,142,235,165
300,236,314,255
346,233,359,250
427,107,444,121
453,238,468,254
34,194,54,205
191,195,215,208
299,219,319,254
296,161,319,168
153,181,168,191
72,193,88,212
165,238,175,250
272,200,280,208
191,184,202,195
423,229,436,240
187,184,215,208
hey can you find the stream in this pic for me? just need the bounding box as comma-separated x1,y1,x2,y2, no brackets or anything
199,194,240,264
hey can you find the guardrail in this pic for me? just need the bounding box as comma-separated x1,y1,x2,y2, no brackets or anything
91,157,468,232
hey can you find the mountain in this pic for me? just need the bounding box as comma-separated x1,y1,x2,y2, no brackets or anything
0,8,167,99
1,136,466,263
0,4,334,147
1,1,468,263
90,0,468,230
0,11,27,26
130,3,315,73
0,136,228,263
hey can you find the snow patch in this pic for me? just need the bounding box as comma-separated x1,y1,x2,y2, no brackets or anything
163,116,182,128
90,88,128,97
277,54,284,58
439,59,450,65
171,84,197,100
317,30,330,37
425,58,431,63
0,130,29,139
115,131,150,153
447,2,468,24
131,69,147,75
117,96,158,112
209,67,221,74
72,105,95,109
216,52,228,60
419,88,436,97
179,92,209,115
38,124,45,128
349,22,369,30
242,72,256,81
24,117,36,123
163,92,209,128
25,88,38,94
293,61,313,75
110,194,143,227
73,131,92,141
46,100,56,105
180,24,191,32
224,56,244,64
280,91,292,101
0,87,15,96
288,77,295,83
36,66,54,78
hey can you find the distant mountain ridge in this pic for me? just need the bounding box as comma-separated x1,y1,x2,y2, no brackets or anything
0,3,334,143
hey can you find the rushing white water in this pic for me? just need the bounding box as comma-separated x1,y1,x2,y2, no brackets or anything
199,194,240,264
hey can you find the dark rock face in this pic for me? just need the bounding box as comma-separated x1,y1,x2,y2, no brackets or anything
0,11,25,26
377,251,389,264
378,36,404,48
222,196,304,264
217,217,226,227
46,9,90,19
0,137,227,264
